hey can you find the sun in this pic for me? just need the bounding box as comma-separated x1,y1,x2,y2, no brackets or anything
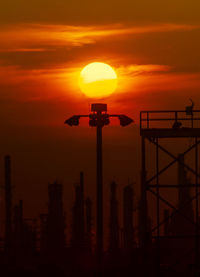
79,62,118,98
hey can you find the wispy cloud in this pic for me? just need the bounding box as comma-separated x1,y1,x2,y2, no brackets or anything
117,64,171,76
1,23,199,52
0,63,172,104
0,48,48,53
0,63,171,86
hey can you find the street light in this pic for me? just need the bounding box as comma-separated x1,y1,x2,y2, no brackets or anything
65,103,133,255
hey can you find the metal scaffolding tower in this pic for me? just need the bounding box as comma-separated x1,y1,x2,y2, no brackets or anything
140,110,200,276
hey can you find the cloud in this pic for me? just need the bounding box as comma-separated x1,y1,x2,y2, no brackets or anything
117,64,171,76
0,22,199,71
0,48,48,53
1,23,199,53
0,63,170,90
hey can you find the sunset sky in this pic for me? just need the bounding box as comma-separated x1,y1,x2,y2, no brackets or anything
0,0,200,219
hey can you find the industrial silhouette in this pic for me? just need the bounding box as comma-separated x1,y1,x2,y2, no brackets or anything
1,108,200,276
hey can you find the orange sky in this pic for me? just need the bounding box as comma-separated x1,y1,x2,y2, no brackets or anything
0,0,200,219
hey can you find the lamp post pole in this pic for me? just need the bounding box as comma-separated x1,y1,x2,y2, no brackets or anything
96,111,103,256
65,103,133,257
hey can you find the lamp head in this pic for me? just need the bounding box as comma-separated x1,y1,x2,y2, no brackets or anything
118,115,134,127
102,114,110,126
91,103,107,113
89,113,110,127
64,115,80,126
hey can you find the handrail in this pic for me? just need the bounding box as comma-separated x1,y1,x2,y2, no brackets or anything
140,110,200,129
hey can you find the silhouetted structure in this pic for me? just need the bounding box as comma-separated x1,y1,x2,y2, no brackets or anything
108,181,119,252
13,200,36,256
3,109,200,276
71,172,85,249
123,184,134,251
46,182,65,253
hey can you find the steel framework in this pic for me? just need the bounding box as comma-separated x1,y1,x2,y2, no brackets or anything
140,110,200,276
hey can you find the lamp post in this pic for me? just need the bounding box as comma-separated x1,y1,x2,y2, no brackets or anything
65,103,133,255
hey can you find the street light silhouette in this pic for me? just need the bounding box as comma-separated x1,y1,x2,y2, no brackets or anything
65,103,133,255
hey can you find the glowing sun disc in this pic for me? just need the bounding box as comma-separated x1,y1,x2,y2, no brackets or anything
79,62,118,98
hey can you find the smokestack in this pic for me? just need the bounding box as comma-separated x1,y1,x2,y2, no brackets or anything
4,155,12,252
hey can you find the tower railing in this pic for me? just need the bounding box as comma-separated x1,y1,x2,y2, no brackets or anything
140,110,200,130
